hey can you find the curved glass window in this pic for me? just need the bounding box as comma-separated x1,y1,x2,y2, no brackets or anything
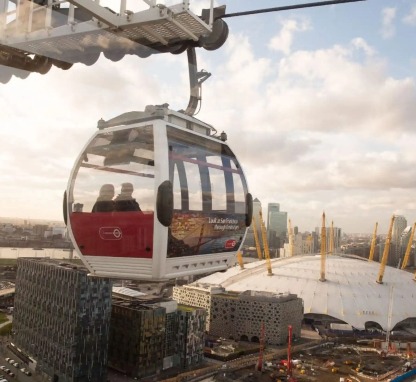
167,126,248,258
68,126,155,259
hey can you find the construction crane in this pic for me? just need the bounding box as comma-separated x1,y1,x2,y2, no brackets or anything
376,215,395,284
259,210,273,276
368,222,378,262
252,217,263,261
401,222,416,270
320,212,326,282
286,325,297,382
255,322,265,372
288,218,295,257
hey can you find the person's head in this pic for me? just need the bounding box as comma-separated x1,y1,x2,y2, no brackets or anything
120,182,134,196
99,184,115,200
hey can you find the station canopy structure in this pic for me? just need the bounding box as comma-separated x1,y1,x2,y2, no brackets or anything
197,254,416,331
0,0,229,83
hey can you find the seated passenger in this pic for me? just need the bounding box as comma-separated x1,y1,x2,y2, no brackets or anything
114,182,141,212
92,184,115,212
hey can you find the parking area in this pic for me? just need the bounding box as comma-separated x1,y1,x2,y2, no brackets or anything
0,344,36,382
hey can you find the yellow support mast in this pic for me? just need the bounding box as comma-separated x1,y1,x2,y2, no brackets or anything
368,222,378,262
259,210,273,276
401,222,416,270
288,218,294,257
252,218,263,261
237,251,245,270
320,212,326,282
377,215,395,284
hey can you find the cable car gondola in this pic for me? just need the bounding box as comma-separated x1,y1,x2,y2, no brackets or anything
65,103,253,280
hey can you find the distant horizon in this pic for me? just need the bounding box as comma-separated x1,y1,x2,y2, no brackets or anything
0,216,65,226
0,214,382,236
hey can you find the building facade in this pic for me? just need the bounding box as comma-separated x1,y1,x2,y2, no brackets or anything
108,300,166,379
173,283,224,331
267,203,287,249
209,290,303,345
173,284,303,345
176,305,206,369
13,258,112,382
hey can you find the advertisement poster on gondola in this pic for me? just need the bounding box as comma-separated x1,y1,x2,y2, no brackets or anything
167,212,247,258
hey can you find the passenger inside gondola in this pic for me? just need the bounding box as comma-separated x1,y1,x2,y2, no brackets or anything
114,182,142,212
92,184,115,212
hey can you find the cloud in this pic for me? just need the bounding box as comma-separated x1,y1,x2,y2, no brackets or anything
1,6,416,233
403,5,416,26
196,29,416,232
268,18,311,55
380,7,396,39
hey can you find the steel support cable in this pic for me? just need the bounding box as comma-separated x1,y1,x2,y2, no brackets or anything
218,0,367,19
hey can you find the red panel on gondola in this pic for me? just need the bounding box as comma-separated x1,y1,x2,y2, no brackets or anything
70,212,154,258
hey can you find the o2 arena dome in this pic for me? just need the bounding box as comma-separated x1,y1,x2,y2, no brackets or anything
196,254,416,331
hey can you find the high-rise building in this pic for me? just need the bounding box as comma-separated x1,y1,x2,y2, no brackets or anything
108,300,166,379
267,203,287,249
176,305,206,369
13,258,112,382
108,295,206,378
390,215,407,266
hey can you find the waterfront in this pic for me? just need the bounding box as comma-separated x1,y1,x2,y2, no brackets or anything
0,247,78,260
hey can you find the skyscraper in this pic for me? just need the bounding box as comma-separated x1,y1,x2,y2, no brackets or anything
267,203,287,249
390,215,407,266
13,258,112,382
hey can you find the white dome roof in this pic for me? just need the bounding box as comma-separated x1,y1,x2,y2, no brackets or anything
196,254,416,330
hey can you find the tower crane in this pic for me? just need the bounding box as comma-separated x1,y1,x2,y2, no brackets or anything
368,222,378,262
320,212,326,282
376,215,395,284
401,222,415,270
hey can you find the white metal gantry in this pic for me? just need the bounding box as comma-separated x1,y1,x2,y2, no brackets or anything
0,0,214,61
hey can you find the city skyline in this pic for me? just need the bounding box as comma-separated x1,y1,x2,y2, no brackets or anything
1,0,416,234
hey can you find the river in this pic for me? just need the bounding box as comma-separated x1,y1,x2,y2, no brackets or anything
0,247,78,260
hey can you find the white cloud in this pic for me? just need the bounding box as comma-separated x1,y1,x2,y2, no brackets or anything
197,32,416,232
268,18,311,55
380,7,396,39
1,4,416,233
403,5,416,26
351,38,376,57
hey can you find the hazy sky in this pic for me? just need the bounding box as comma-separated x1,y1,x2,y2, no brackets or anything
1,0,415,234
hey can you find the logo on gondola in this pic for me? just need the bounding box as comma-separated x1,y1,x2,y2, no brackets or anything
224,239,237,249
99,227,123,240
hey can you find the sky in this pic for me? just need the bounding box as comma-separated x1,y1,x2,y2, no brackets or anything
1,0,416,234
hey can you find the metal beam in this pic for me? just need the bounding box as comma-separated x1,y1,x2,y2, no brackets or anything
68,0,122,28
